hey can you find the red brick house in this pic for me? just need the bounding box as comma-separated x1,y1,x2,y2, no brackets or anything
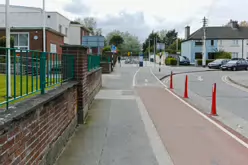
0,27,64,54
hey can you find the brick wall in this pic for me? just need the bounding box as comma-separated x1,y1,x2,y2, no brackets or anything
0,45,102,165
46,30,64,54
87,68,102,107
0,29,64,53
0,82,78,165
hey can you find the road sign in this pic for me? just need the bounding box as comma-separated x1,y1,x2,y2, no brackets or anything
111,45,117,53
156,43,165,50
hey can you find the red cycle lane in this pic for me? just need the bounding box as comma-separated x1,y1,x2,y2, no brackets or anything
136,86,248,165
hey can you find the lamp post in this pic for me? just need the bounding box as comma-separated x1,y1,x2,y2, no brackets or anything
6,0,11,97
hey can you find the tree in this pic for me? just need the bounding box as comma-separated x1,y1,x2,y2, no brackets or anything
164,29,178,48
109,35,124,46
239,21,248,27
74,17,97,35
105,30,141,54
167,38,182,51
142,31,160,54
158,29,167,42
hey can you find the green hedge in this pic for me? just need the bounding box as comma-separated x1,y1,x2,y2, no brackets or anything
196,59,214,66
165,57,177,65
215,51,231,59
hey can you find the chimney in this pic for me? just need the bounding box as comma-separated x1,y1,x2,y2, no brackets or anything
231,20,239,29
185,26,190,39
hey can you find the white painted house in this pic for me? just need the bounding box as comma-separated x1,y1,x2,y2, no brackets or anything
181,21,248,63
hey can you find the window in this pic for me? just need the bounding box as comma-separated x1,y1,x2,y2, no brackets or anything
232,52,239,58
211,40,214,46
233,40,239,45
59,25,62,33
219,40,222,46
195,53,202,59
11,33,29,50
65,28,68,36
50,43,57,53
195,41,203,46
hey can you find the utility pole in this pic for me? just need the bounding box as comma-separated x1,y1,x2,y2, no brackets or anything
153,37,156,67
43,0,46,52
202,17,208,67
148,38,150,61
6,0,11,97
176,38,178,52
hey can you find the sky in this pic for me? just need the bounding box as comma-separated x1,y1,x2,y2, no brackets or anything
1,0,248,41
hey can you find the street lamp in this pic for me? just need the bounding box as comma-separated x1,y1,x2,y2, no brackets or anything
6,0,11,97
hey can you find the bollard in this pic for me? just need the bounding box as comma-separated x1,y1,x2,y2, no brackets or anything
184,75,189,98
211,83,217,116
170,71,173,89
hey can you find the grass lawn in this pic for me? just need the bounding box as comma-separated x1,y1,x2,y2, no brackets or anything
0,74,61,108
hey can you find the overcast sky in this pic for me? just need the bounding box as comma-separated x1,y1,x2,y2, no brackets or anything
1,0,248,41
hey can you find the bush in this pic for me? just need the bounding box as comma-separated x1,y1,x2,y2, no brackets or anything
165,57,177,65
196,59,214,66
215,51,231,59
0,36,14,48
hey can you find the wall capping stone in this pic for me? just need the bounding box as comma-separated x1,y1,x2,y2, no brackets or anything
0,81,78,130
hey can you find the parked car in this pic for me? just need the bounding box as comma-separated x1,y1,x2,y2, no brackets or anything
208,59,230,69
179,56,190,65
221,59,248,71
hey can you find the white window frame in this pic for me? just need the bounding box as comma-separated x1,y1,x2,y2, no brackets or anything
232,40,239,45
219,40,222,46
11,32,30,51
232,52,238,58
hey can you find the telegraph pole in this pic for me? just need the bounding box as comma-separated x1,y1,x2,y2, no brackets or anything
153,37,156,67
148,38,150,61
202,17,208,67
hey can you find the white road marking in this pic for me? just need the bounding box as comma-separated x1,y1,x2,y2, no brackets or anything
132,68,140,87
150,68,248,149
222,75,248,93
136,96,174,165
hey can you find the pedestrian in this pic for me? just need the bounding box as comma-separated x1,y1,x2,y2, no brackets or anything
118,56,121,67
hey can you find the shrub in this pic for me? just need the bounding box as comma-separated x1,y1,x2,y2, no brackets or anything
196,59,214,66
165,57,177,65
0,36,14,48
215,51,231,59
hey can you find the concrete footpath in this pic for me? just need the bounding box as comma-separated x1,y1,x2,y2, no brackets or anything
55,66,165,165
55,64,248,165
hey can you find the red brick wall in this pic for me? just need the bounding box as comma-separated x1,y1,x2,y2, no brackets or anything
46,30,64,54
0,85,77,165
0,29,64,53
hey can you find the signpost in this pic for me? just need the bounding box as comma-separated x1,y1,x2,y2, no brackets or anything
111,45,117,53
139,53,144,67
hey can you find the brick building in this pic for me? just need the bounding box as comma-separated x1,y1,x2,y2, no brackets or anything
0,27,64,54
0,5,92,53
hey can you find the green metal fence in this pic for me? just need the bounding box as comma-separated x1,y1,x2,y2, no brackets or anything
0,47,75,110
100,56,111,63
88,55,100,71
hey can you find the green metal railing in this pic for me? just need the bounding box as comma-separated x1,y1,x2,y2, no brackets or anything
100,56,111,63
0,47,75,110
88,55,100,71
